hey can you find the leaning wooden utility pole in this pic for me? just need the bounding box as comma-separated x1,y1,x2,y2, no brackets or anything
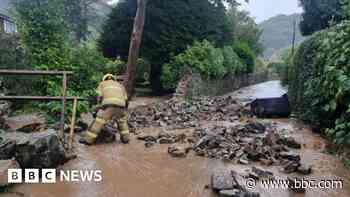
291,17,296,56
124,0,147,98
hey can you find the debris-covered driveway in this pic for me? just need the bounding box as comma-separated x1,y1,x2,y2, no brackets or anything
7,81,350,197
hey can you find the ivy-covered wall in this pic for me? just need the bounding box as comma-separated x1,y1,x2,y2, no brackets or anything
287,21,350,145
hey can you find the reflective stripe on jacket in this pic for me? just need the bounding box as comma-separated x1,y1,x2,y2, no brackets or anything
97,80,128,107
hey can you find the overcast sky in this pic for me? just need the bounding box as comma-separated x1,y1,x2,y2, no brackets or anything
238,0,303,23
108,0,303,24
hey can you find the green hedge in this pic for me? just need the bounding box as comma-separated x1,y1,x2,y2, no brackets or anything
288,21,350,145
161,40,252,90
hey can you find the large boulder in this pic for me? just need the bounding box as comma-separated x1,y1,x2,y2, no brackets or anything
4,114,45,132
3,130,66,169
0,132,16,160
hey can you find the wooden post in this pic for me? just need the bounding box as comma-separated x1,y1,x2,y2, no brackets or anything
124,0,147,98
69,97,78,150
60,73,67,142
291,17,296,56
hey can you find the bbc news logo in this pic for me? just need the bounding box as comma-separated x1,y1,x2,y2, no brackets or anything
8,169,103,183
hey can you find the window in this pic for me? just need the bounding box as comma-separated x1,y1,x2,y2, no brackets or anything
4,19,16,34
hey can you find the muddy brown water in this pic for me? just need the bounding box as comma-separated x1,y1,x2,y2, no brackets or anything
4,81,350,197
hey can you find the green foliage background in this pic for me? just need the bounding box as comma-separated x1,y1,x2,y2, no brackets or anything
99,0,234,92
99,0,262,92
7,0,118,119
299,0,346,36
161,40,253,90
287,21,350,145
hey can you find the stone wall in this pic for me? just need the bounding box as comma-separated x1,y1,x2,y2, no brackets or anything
175,71,272,98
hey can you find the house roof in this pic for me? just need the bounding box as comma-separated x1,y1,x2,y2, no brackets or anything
0,0,11,18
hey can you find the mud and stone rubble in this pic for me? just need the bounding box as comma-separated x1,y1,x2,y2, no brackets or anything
131,95,307,176
211,170,260,197
0,129,67,169
211,167,308,196
192,123,303,169
135,118,306,177
136,129,193,148
129,96,248,131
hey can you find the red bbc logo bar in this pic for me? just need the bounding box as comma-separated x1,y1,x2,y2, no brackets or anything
8,169,56,183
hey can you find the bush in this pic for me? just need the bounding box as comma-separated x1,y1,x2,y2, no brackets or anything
255,58,268,73
40,44,122,116
267,62,286,76
233,42,256,73
287,21,350,145
161,40,245,90
222,46,245,74
135,59,151,83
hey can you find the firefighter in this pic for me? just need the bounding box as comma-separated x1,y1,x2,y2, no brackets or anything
79,74,130,145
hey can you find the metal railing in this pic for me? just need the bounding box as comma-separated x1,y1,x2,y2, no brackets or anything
0,69,84,149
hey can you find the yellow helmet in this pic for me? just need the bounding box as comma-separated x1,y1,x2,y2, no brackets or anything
102,74,116,81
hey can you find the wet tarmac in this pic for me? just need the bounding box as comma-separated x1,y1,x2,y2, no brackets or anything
4,81,350,197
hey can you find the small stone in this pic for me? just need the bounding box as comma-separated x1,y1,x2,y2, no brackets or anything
245,122,266,133
195,149,206,157
239,157,249,165
297,164,312,175
137,134,157,142
158,137,175,144
279,151,301,162
278,137,301,149
240,192,260,197
260,158,273,166
0,138,16,160
264,130,280,146
145,141,156,148
168,145,187,158
251,167,274,178
283,161,300,174
211,170,235,191
247,151,260,161
219,189,241,197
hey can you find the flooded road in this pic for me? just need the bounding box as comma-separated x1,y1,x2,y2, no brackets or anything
5,81,350,197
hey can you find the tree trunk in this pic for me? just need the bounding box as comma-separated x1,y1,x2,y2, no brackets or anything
123,0,147,98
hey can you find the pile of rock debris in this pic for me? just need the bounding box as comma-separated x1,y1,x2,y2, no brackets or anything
136,121,310,176
129,96,248,131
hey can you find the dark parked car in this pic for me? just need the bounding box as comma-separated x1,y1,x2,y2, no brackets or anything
250,94,291,118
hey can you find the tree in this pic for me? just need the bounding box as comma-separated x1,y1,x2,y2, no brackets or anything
227,7,263,55
13,0,71,96
124,0,146,97
299,0,345,36
64,0,100,43
13,0,70,71
99,0,233,93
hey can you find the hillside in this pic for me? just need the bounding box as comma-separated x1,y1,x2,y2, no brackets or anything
259,13,305,60
0,0,11,17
